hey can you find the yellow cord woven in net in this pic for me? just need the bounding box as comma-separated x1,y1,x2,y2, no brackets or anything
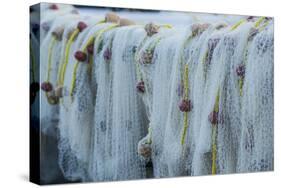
70,24,118,99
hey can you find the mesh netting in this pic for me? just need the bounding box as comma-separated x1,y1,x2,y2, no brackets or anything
36,6,274,183
238,23,273,172
90,26,149,181
58,22,114,181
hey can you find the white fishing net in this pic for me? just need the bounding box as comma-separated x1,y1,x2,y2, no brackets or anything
145,28,188,177
40,18,67,135
57,22,114,181
90,25,150,181
39,16,78,184
36,6,274,183
238,22,273,172
214,23,253,175
177,24,216,176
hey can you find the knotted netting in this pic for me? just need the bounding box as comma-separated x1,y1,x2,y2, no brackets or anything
145,27,188,177
213,22,253,175
238,22,273,172
57,22,115,181
39,16,82,183
34,5,274,183
40,17,69,135
90,25,151,181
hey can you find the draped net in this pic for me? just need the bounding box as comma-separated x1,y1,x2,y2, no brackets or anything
36,4,274,183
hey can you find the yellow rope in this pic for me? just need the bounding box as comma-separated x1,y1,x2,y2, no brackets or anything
160,24,172,29
181,64,189,145
46,37,57,82
255,17,266,28
230,19,245,31
179,34,193,146
98,19,106,24
211,124,218,174
214,91,220,112
45,37,58,105
70,24,118,99
58,20,107,102
181,112,189,145
238,78,243,96
58,28,80,85
70,61,80,100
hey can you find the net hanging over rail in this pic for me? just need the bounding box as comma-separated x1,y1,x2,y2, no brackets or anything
31,3,274,183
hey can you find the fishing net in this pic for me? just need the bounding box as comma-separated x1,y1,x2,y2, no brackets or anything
91,25,149,181
57,22,114,181
36,6,274,183
238,22,273,172
39,16,75,183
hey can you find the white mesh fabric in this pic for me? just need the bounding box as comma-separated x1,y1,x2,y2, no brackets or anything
90,26,149,181
215,23,253,174
238,23,273,172
39,17,73,183
40,7,79,42
57,22,114,181
40,18,67,136
148,28,188,177
37,12,274,183
179,25,214,175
